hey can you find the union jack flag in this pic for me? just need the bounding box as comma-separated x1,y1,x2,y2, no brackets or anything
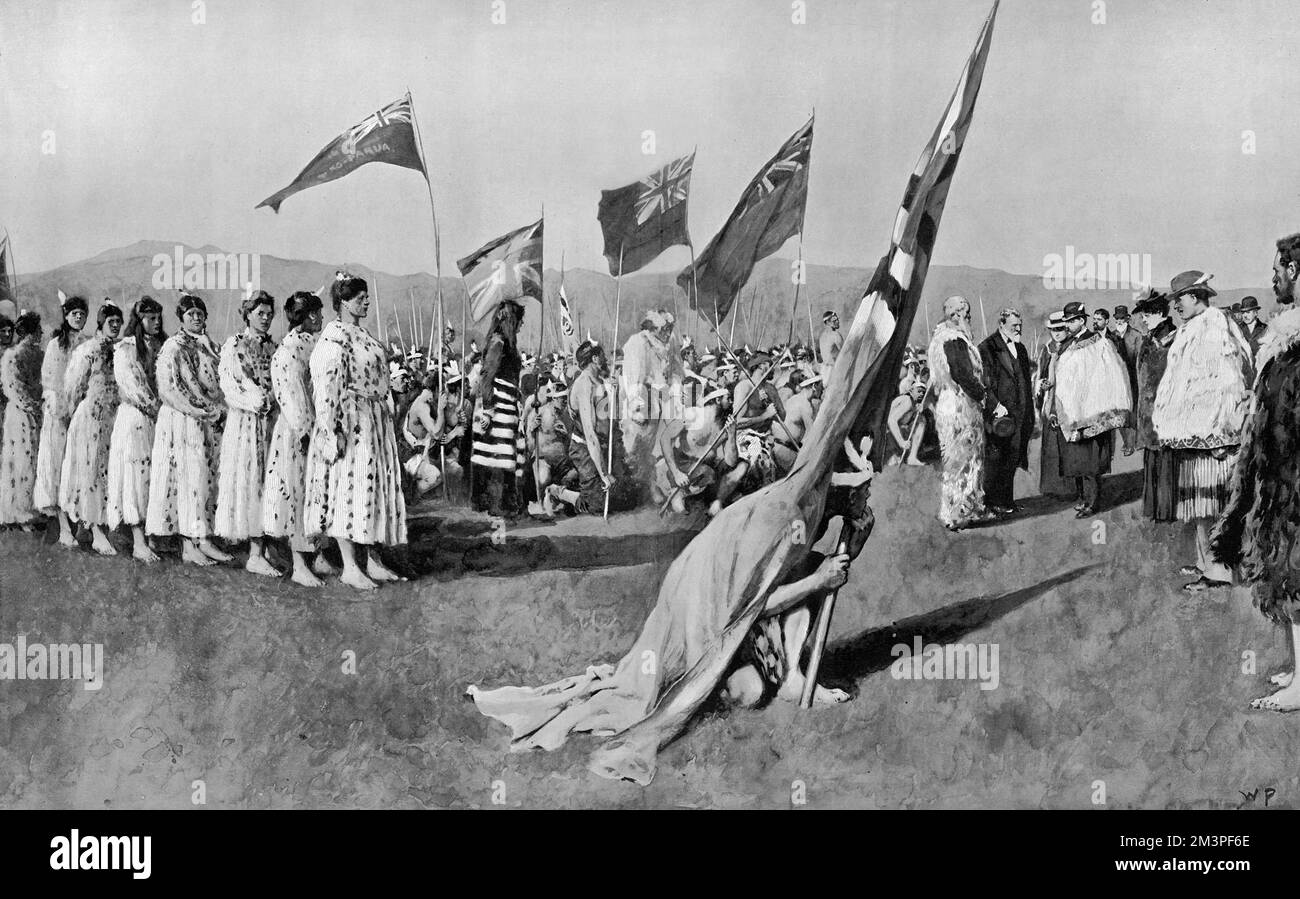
344,95,415,147
457,218,544,323
635,153,694,225
597,151,695,276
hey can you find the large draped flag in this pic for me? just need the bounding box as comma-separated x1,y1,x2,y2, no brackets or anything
457,218,544,323
677,116,812,323
597,152,695,276
467,2,998,785
256,94,426,213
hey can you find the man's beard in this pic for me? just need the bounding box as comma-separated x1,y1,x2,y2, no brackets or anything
953,317,973,338
1278,276,1297,305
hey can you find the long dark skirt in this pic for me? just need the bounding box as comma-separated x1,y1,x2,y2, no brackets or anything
1059,429,1114,478
1142,447,1178,521
1038,413,1073,498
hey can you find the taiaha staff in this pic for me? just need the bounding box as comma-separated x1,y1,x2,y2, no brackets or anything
604,244,625,521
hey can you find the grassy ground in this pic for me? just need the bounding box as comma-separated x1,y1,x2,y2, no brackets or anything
0,440,1296,809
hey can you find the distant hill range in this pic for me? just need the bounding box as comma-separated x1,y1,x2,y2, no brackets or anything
6,240,1272,354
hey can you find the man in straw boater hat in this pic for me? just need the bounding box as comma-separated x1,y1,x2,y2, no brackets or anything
927,295,998,530
1035,310,1073,499
1151,271,1252,593
1237,295,1268,361
1212,233,1300,709
1130,286,1179,523
1045,300,1131,517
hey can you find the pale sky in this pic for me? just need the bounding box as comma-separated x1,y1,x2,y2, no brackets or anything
0,0,1294,288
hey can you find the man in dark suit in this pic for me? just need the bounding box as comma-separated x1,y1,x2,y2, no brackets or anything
1238,295,1268,361
1110,304,1143,454
979,307,1034,516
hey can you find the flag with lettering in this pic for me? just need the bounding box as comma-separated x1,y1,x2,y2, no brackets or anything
256,94,426,213
678,117,812,322
597,152,694,276
457,218,544,323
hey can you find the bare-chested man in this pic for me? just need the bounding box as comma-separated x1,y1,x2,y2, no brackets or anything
548,340,640,514
817,310,843,378
773,373,821,473
653,387,735,514
401,370,446,496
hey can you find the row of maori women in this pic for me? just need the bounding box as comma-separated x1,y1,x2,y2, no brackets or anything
0,274,406,591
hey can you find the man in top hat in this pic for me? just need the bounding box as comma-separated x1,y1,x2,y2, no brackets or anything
1131,288,1179,522
978,307,1033,516
1212,233,1300,709
1151,271,1252,592
817,310,842,379
1045,301,1132,516
1035,311,1073,498
1237,295,1268,361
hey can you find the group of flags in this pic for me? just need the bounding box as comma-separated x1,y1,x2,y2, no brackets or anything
254,90,817,340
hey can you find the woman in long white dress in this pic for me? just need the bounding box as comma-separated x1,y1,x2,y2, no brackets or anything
59,301,124,554
146,293,232,567
215,290,279,576
0,312,45,527
263,291,331,587
33,294,87,545
304,273,406,591
105,296,166,561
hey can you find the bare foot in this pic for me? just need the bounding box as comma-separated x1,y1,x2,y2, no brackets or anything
245,553,281,578
291,566,324,588
198,539,233,563
182,542,217,567
133,543,160,563
1271,671,1295,688
670,493,687,515
1250,682,1300,711
340,567,378,591
312,554,339,577
707,499,723,517
366,554,403,582
57,529,77,548
91,531,117,556
776,674,851,705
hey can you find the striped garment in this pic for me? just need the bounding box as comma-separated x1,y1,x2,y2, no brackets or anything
471,376,521,473
1175,449,1235,521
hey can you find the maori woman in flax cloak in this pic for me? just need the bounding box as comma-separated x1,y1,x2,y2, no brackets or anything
146,293,231,567
215,289,279,577
262,290,332,588
34,294,87,546
105,296,166,561
304,273,406,591
59,301,123,555
0,312,44,527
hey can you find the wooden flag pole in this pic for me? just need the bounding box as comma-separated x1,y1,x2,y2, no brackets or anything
978,293,988,339
408,88,448,370
799,522,855,708
604,244,624,522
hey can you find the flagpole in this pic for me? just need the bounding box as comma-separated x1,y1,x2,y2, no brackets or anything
437,278,449,502
408,90,446,370
978,293,988,340
604,244,624,522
